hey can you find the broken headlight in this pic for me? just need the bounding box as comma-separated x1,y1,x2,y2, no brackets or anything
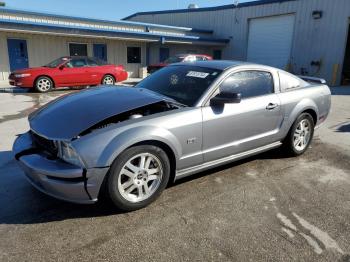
59,141,83,167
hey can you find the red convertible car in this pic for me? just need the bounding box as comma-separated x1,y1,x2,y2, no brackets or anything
9,56,128,92
147,54,213,74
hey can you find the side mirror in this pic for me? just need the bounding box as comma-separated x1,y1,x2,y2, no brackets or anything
210,92,241,106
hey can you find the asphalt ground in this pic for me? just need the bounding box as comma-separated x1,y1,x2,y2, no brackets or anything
0,86,349,262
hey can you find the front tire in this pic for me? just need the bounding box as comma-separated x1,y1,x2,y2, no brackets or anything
35,76,53,93
107,145,170,211
101,74,115,85
283,113,314,156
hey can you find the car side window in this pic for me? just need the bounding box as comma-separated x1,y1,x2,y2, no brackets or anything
70,58,88,68
87,58,99,66
196,56,205,61
219,71,274,99
184,56,196,62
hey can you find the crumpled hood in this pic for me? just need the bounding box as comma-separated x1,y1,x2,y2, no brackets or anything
29,86,168,140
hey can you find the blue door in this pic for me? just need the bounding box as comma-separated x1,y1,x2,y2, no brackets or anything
159,48,169,62
93,44,107,61
7,39,29,71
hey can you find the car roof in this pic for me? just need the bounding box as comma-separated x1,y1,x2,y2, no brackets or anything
169,60,252,70
175,53,210,57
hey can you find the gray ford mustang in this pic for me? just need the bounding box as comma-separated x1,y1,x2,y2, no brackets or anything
13,61,331,211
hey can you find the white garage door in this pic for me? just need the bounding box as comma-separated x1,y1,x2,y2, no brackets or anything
247,14,295,69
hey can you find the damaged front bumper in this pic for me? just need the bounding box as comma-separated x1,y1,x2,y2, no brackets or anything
13,132,109,204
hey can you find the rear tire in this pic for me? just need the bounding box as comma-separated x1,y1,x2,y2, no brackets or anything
107,145,170,211
35,76,53,93
282,113,314,156
101,74,115,85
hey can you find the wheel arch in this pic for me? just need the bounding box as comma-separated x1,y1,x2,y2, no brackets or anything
130,140,177,185
101,74,116,84
301,108,317,125
33,75,55,88
288,99,319,130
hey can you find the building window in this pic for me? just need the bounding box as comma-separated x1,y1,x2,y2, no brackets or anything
69,43,87,56
213,50,222,60
127,47,141,63
159,47,170,62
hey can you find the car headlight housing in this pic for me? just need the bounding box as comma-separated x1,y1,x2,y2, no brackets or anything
59,142,83,167
14,73,31,78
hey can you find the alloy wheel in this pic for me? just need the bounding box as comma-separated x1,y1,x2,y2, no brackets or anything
117,153,163,203
293,119,311,151
103,75,115,85
37,78,51,92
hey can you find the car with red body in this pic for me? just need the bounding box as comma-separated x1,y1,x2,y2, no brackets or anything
9,56,128,92
147,54,212,74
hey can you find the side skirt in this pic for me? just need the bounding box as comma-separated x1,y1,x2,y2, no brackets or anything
175,141,282,180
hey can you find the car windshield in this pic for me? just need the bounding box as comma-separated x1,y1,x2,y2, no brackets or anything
136,65,222,106
44,57,70,68
164,56,184,64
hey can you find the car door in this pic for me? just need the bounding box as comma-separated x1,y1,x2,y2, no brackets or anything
201,70,283,163
86,58,102,85
55,58,90,86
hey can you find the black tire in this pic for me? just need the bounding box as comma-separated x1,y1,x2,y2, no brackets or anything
101,74,115,85
282,113,315,156
107,145,170,211
35,76,53,93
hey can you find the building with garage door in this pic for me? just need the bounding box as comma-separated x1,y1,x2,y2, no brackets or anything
125,0,350,86
0,8,228,85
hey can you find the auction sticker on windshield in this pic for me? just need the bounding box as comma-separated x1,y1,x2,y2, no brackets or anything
186,71,210,78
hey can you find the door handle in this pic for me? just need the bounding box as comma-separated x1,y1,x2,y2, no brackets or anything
266,103,278,110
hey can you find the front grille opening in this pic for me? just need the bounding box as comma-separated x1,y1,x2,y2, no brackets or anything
30,130,58,157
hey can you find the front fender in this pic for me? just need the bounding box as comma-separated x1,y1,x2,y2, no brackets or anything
74,125,182,168
100,126,182,167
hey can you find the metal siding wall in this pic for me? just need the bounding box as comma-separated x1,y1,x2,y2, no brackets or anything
107,40,146,77
0,32,9,81
129,0,350,85
0,31,147,80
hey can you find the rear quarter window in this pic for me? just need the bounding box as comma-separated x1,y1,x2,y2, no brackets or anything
279,71,308,92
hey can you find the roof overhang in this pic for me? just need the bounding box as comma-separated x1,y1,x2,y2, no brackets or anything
0,7,214,34
0,19,229,46
123,0,297,20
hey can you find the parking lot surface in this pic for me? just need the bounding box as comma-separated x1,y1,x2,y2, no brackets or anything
0,87,349,262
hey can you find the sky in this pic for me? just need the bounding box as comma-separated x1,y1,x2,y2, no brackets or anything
4,0,254,20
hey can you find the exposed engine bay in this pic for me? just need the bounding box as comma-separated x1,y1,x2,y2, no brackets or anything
79,101,182,137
